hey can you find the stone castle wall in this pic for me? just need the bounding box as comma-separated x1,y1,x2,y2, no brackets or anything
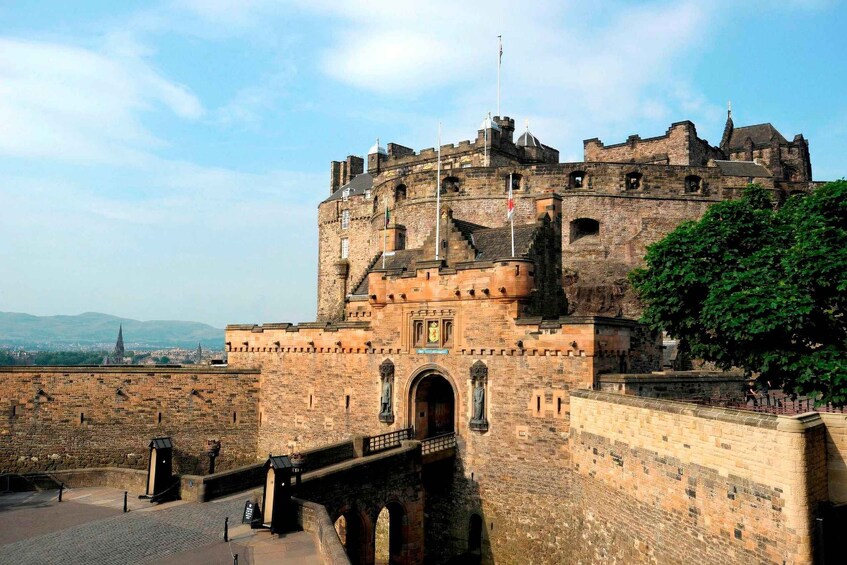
0,366,260,475
584,121,724,166
317,158,777,321
569,391,828,564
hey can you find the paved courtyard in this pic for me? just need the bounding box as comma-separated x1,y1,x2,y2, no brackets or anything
0,487,322,565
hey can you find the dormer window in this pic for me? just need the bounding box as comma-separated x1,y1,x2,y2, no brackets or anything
341,187,351,201
625,172,642,190
569,171,586,189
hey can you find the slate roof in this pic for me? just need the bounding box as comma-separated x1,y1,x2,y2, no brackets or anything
470,224,538,261
517,130,543,148
350,222,539,296
714,160,772,178
727,123,789,150
324,172,373,203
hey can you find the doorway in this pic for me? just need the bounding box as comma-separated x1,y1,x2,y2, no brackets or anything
413,373,455,440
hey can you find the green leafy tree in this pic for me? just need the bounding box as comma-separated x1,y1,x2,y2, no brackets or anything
630,181,847,404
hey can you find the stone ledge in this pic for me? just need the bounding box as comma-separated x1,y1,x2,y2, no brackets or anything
0,366,259,374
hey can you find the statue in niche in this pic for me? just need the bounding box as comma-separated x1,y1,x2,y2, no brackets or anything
469,360,489,431
380,378,392,417
472,381,485,422
379,359,395,422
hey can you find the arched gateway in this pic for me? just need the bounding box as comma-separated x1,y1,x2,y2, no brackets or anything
408,369,457,440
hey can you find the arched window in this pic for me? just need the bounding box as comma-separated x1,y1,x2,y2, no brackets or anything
684,175,702,194
569,171,586,189
395,184,407,201
570,218,600,243
373,195,379,214
625,172,642,190
442,176,460,193
504,173,522,192
468,514,483,554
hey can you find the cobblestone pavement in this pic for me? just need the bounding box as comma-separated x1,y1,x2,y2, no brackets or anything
0,488,319,565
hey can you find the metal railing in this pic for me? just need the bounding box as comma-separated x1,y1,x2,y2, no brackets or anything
696,393,847,416
363,427,412,456
421,432,457,456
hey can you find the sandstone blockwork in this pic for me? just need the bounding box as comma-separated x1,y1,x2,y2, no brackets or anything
0,367,260,475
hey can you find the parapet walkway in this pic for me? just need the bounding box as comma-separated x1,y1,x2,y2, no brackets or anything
0,487,321,565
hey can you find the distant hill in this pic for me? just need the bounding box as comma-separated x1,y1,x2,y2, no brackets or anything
0,311,224,350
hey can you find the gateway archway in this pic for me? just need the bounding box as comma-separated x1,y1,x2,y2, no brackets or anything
410,372,455,440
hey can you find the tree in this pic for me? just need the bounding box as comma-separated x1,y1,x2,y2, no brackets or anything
630,181,847,405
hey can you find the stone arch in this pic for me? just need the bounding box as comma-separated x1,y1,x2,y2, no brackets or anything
405,364,460,439
374,500,409,565
333,506,371,565
394,183,407,202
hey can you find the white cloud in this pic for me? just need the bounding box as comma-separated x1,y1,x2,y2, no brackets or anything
0,37,203,163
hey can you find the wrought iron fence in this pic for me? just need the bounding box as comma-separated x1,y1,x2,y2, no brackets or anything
421,432,457,456
364,427,412,456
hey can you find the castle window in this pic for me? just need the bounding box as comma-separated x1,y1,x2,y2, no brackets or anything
570,218,600,243
413,320,425,347
412,317,453,349
684,175,702,194
569,171,586,189
373,195,379,214
342,187,350,201
442,176,460,193
395,184,407,201
397,231,406,251
341,209,350,229
505,174,522,193
340,238,349,259
625,172,642,190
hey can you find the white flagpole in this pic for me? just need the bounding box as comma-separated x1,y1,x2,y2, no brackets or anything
497,35,502,118
382,202,387,269
509,173,515,257
435,122,442,261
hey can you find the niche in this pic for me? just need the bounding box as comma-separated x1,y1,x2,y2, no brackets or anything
570,218,600,243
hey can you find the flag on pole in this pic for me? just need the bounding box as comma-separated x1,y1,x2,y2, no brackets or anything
499,35,503,63
507,175,515,220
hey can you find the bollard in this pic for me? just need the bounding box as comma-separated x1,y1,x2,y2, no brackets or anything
233,555,238,565
124,491,128,513
58,483,64,502
224,516,229,542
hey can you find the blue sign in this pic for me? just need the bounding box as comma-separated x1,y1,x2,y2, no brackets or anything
416,348,449,355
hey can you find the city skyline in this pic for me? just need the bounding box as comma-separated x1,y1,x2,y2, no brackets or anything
1,0,845,327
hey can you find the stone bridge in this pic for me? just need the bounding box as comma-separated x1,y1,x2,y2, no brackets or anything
288,429,456,565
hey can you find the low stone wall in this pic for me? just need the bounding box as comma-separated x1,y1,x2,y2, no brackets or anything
294,497,351,565
27,467,149,493
597,370,746,402
179,463,265,502
570,390,828,564
0,366,261,475
300,440,355,471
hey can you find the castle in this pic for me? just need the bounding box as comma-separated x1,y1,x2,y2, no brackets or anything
2,110,842,565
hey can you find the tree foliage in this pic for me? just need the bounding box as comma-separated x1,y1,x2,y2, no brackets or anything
630,181,847,404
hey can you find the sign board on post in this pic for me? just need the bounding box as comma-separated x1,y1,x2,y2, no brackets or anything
242,500,257,524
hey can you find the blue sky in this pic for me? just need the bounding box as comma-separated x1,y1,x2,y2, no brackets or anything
0,0,845,328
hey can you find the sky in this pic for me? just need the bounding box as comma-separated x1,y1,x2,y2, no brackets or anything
0,0,845,328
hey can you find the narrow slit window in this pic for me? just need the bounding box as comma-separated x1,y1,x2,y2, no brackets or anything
345,395,351,410
233,411,237,424
309,394,313,409
536,396,541,413
157,412,162,424
80,412,85,424
557,398,562,415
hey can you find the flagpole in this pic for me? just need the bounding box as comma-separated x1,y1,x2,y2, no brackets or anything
497,35,502,118
383,202,388,269
509,173,515,257
435,122,442,261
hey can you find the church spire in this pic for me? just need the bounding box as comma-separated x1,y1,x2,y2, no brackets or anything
720,100,734,152
112,325,125,364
